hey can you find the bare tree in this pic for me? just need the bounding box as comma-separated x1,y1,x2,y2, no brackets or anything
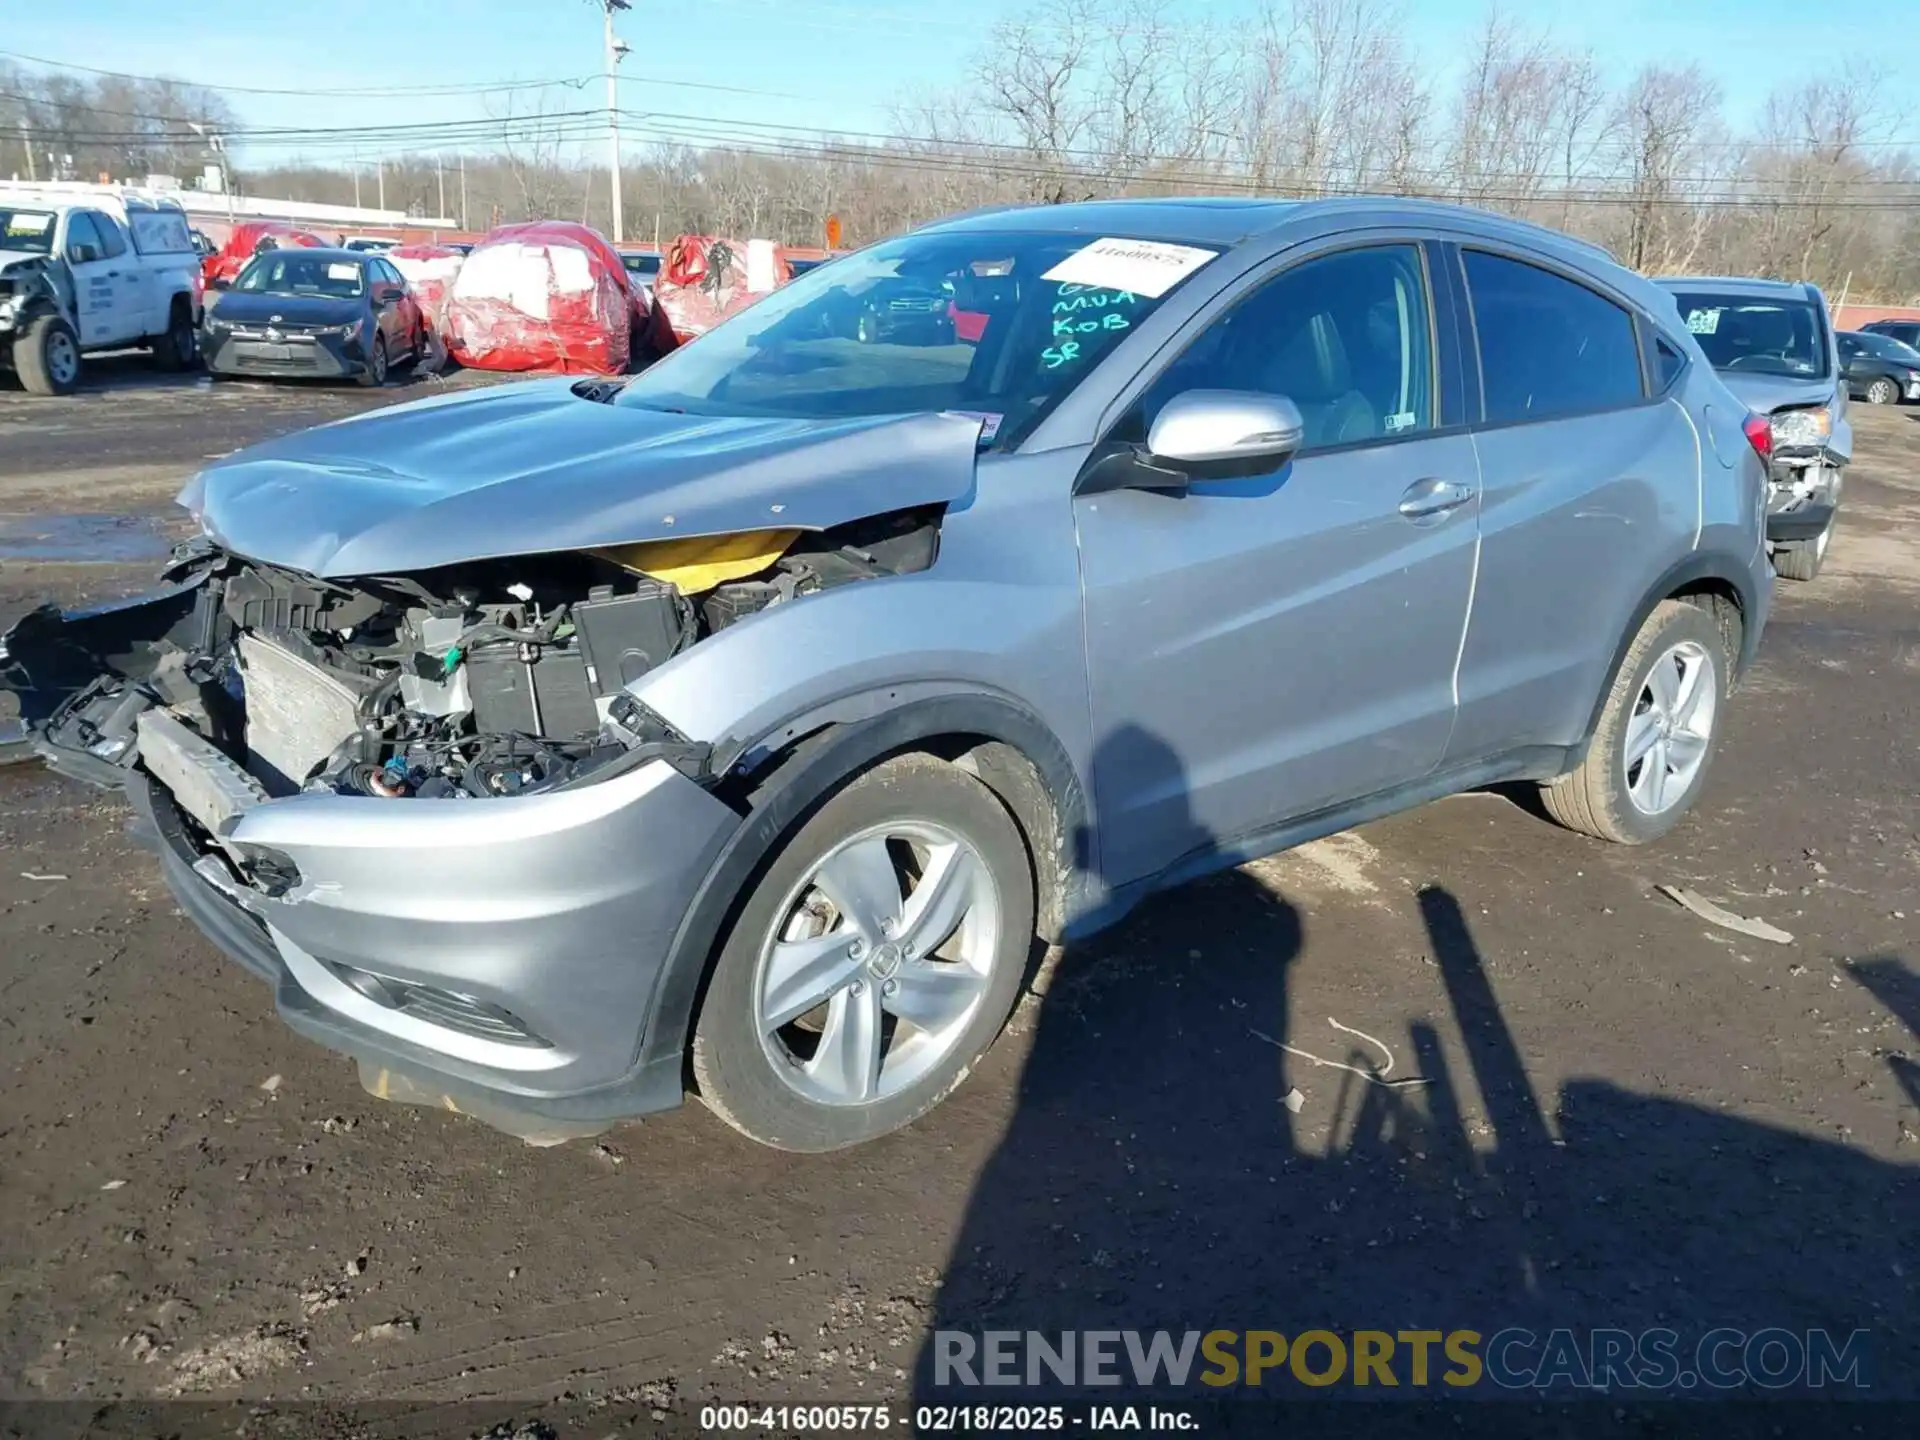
1610,64,1723,272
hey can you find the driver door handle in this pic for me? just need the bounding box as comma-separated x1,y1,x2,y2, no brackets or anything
1398,477,1475,523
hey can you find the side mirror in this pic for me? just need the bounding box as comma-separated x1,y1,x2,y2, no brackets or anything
1146,390,1306,473
374,283,403,304
209,276,231,291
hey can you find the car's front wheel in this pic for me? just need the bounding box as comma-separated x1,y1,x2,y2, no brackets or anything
358,333,389,387
1772,514,1834,582
1540,600,1728,845
1865,377,1901,406
692,752,1035,1151
13,315,81,395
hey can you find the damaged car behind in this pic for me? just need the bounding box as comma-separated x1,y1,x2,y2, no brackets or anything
2,198,1773,1152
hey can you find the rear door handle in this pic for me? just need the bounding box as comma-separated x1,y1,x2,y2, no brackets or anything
1398,477,1475,523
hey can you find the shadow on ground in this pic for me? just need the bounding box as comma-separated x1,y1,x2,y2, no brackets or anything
915,725,1918,1415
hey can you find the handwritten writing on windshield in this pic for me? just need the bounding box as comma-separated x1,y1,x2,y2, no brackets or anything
1044,285,1139,369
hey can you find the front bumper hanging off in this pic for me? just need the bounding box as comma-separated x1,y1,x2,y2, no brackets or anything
125,741,740,1139
1764,454,1841,545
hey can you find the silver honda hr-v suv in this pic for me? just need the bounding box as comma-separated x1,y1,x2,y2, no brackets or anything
2,197,1772,1151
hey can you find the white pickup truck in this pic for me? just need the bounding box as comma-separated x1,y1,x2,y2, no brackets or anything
0,193,203,395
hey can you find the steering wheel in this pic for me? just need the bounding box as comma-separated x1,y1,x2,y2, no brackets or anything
1725,353,1790,371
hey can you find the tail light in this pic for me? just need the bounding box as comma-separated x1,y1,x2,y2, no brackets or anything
1741,413,1772,462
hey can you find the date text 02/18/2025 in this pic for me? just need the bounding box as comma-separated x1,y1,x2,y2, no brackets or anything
698,1404,1200,1432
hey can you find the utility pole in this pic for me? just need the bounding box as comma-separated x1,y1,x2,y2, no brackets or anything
352,157,361,208
21,127,35,182
377,158,386,213
459,154,468,231
437,156,446,222
602,0,630,242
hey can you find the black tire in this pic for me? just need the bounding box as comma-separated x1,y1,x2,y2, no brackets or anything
151,298,197,371
691,752,1035,1152
12,314,81,396
1539,600,1730,845
1865,377,1900,406
358,333,388,388
1772,517,1833,582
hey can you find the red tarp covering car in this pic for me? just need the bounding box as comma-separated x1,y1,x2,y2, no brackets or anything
387,242,465,344
651,235,793,344
203,222,329,287
446,220,648,375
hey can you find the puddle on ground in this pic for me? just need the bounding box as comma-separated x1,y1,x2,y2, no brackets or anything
0,512,183,563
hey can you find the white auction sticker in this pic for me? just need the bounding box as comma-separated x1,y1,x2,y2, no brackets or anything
327,262,360,281
1042,237,1218,298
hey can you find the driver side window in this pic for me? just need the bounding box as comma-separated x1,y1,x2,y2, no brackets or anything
63,212,104,264
1131,245,1435,453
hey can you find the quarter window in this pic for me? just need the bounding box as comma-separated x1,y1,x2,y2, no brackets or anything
1655,336,1686,389
1464,251,1644,423
1136,245,1434,452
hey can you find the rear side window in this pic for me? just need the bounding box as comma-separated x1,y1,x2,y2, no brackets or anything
1464,251,1644,424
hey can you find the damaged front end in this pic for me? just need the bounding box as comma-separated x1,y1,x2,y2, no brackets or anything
5,508,939,818
1,508,942,1127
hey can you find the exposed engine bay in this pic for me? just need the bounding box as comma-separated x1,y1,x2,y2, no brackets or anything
7,508,940,816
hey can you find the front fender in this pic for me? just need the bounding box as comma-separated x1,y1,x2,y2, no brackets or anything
631,687,1092,1087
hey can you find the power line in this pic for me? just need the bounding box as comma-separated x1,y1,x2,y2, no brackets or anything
0,47,595,99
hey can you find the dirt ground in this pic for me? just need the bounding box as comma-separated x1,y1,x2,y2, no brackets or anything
1,362,1916,1427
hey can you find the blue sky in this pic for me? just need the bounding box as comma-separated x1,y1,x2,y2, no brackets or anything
6,0,1912,169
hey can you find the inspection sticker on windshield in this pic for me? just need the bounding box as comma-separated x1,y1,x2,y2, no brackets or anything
945,410,1003,441
1042,238,1217,298
327,262,360,281
1686,309,1720,335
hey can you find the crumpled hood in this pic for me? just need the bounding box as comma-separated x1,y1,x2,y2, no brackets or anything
0,249,51,276
177,378,983,578
1714,370,1834,416
1713,369,1852,462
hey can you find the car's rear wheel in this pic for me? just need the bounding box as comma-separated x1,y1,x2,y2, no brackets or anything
1540,600,1728,845
151,298,196,371
1865,377,1900,406
692,753,1034,1152
1772,514,1833,582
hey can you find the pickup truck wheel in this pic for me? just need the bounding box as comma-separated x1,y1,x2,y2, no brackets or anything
151,299,196,371
691,752,1035,1152
1864,377,1900,406
1772,516,1833,582
13,315,81,396
1540,600,1727,845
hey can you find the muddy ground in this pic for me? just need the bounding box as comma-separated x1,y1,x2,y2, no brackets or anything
1,364,1916,1426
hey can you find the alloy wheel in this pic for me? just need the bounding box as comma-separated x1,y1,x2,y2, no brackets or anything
754,820,1001,1107
1623,639,1718,815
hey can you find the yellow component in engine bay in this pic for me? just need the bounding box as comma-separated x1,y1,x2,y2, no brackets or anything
593,529,802,594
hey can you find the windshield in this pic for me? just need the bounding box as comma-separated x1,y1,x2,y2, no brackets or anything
1853,332,1920,366
233,253,365,298
1670,292,1829,379
623,253,661,278
616,230,1220,443
0,208,58,256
